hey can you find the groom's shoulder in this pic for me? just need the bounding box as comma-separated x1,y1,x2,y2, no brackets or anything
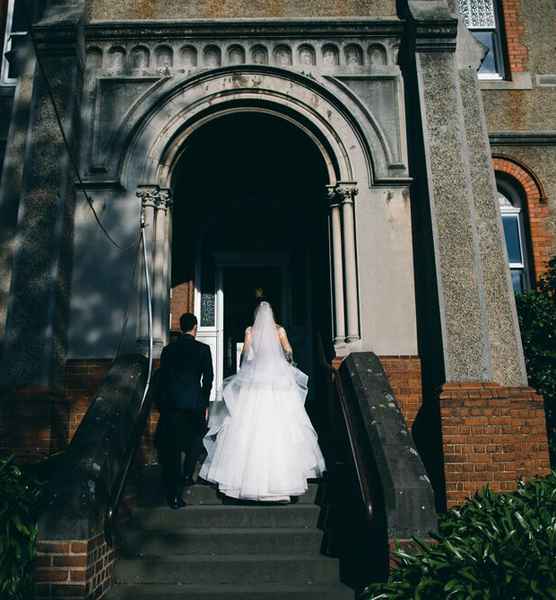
193,338,212,354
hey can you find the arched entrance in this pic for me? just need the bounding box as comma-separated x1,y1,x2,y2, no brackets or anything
128,68,373,364
170,111,332,411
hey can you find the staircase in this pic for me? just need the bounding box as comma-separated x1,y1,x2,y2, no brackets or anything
108,476,354,599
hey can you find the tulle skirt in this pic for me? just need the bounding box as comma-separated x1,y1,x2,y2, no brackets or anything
199,365,326,501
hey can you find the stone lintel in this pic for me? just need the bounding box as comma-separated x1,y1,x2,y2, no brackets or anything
406,1,458,53
489,131,556,147
85,18,405,42
33,7,86,65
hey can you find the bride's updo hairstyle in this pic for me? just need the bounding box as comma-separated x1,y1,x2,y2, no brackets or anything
254,298,273,320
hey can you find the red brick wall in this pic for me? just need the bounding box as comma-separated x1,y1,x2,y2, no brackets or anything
35,534,115,600
332,355,423,429
64,359,160,464
380,356,423,429
500,0,528,74
0,387,69,462
493,156,551,280
170,280,194,331
440,382,550,508
64,360,113,440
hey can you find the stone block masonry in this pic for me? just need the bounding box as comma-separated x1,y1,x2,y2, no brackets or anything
35,534,115,600
440,382,551,508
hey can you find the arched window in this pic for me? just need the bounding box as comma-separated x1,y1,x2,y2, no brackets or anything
497,178,532,293
458,0,507,79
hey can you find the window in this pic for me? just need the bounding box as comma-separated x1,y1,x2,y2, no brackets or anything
497,182,532,293
458,0,506,80
1,0,27,84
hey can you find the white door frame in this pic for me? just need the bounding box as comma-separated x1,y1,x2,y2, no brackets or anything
194,251,291,401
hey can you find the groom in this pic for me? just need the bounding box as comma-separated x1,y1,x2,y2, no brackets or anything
157,313,213,509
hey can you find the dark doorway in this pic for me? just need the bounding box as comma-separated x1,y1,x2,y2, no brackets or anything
171,110,333,428
222,266,283,378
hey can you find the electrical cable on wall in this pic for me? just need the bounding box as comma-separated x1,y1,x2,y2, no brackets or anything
22,0,139,252
22,2,156,397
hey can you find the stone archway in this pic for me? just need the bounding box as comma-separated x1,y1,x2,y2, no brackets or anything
124,68,378,355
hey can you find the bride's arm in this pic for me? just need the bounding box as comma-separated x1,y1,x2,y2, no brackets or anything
241,327,253,364
278,327,294,363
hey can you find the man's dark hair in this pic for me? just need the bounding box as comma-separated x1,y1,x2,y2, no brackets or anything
180,312,198,333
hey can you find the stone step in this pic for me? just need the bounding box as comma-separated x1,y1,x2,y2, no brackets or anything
184,483,319,506
118,527,324,556
130,504,321,530
107,583,354,600
138,480,320,507
114,555,339,585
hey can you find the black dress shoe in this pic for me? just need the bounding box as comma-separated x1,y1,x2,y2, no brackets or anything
167,496,181,510
177,497,187,508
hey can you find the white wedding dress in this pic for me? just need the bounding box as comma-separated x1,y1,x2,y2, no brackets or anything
199,302,326,501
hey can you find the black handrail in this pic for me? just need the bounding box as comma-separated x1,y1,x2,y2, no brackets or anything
332,367,374,526
316,335,373,525
105,222,154,545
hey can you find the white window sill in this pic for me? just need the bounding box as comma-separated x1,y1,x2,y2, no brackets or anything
480,72,533,90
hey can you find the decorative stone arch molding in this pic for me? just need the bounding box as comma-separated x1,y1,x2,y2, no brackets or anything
119,67,398,349
115,66,404,189
493,156,551,280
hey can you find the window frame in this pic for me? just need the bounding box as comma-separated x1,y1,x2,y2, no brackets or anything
497,178,533,293
1,0,27,86
459,0,508,81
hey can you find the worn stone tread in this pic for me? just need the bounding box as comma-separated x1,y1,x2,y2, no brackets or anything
107,583,354,600
114,554,339,585
118,526,324,556
130,504,321,529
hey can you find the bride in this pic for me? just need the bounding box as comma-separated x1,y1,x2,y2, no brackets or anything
199,300,326,502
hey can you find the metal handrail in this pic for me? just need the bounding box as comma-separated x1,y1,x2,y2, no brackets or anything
333,370,374,525
317,335,373,525
105,220,154,545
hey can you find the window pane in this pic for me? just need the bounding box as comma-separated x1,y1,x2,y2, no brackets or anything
498,191,513,208
472,30,498,74
511,270,525,294
458,0,496,29
200,254,215,327
11,2,28,33
502,215,523,265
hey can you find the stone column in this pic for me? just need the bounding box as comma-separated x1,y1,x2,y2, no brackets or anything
327,185,345,344
136,186,172,355
154,189,172,351
406,1,547,508
407,0,527,386
0,15,85,390
337,182,360,342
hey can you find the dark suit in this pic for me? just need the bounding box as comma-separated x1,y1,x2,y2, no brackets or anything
157,333,213,498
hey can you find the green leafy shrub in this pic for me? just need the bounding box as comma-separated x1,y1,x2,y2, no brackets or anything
362,471,556,600
0,456,42,600
515,257,556,465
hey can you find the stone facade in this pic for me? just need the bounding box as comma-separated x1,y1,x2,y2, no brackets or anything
0,0,553,549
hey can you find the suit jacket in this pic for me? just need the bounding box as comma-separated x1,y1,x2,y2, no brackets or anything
158,334,214,412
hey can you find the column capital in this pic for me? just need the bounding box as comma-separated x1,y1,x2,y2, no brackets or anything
136,185,159,209
336,182,359,204
137,186,173,212
155,188,173,213
326,182,359,206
